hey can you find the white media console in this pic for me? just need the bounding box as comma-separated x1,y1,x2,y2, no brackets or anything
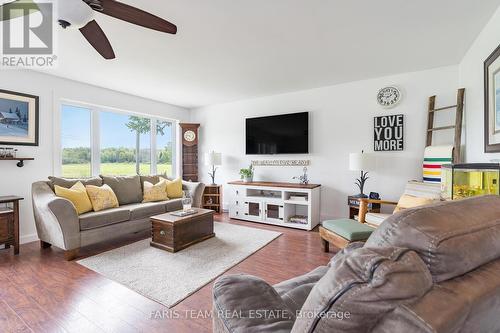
227,181,321,231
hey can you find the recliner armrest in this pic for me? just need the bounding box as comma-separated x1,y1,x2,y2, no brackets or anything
213,274,294,333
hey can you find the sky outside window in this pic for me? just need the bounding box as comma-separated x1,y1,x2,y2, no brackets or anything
61,105,91,177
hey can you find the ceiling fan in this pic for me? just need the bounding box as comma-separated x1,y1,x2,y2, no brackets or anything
0,0,177,59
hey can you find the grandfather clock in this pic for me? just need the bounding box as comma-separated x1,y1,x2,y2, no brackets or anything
179,123,200,182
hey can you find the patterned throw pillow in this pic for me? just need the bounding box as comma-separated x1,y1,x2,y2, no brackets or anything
422,145,453,183
143,179,169,203
54,181,93,215
160,177,183,199
85,184,119,212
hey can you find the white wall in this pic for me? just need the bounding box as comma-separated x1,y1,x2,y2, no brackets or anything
192,66,459,220
0,70,190,243
3,4,498,242
459,5,500,162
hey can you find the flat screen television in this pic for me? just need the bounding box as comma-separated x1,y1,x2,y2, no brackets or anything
246,112,309,155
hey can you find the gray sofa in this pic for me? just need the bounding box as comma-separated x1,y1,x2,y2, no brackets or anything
212,196,500,332
32,175,205,260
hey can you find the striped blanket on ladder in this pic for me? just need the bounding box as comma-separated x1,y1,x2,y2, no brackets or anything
423,145,454,183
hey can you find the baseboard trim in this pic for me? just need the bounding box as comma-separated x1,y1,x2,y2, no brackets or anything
21,233,39,244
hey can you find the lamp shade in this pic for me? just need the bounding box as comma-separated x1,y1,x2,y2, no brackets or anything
205,152,222,166
349,152,375,171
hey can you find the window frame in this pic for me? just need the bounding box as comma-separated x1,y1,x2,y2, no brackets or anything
55,99,178,178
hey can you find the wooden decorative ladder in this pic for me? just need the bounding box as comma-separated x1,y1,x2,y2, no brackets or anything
426,88,465,163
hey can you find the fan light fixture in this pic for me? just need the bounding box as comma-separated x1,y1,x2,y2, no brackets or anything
58,0,95,29
0,0,177,59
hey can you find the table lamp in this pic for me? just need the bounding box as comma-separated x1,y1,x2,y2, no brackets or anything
205,151,222,185
349,151,375,198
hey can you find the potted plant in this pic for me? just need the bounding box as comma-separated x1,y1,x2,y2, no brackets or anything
239,165,254,182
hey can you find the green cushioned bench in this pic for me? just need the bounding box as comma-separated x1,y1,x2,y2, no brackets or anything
319,218,375,252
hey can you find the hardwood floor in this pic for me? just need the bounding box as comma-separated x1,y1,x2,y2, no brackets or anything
0,214,334,333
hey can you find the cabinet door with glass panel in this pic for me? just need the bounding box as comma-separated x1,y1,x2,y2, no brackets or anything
244,200,263,220
264,202,284,223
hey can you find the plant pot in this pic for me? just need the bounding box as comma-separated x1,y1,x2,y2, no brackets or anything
243,176,253,183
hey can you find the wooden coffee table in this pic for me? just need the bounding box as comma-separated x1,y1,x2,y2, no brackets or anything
150,208,215,253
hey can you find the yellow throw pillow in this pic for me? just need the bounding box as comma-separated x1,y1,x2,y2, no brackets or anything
143,179,169,203
54,181,93,215
160,177,183,199
394,194,435,213
85,184,119,212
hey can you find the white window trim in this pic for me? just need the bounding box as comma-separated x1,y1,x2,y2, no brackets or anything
55,98,179,178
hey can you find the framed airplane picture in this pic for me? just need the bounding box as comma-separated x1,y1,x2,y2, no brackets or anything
0,89,39,146
484,44,500,153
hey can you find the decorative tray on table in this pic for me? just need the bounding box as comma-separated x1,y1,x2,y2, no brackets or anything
170,209,197,217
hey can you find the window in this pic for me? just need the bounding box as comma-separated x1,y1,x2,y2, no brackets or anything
61,105,92,178
59,103,177,178
100,112,152,176
156,120,174,176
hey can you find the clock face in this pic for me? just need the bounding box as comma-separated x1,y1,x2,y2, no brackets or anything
377,86,402,108
184,130,196,142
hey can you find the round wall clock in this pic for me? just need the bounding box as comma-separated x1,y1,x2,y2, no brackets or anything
377,86,402,108
184,130,196,142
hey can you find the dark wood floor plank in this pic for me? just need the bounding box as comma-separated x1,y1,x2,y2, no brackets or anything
0,214,334,332
0,280,68,333
0,300,33,333
2,253,110,333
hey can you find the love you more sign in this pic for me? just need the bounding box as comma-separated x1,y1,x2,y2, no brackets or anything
374,114,404,151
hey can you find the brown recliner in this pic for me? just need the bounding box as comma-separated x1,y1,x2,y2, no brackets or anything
212,196,500,332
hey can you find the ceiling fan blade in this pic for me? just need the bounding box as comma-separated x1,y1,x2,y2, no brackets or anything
0,0,38,21
96,0,177,34
79,20,115,59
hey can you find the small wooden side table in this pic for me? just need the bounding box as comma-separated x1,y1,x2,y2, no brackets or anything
0,196,23,255
348,196,380,221
203,185,223,213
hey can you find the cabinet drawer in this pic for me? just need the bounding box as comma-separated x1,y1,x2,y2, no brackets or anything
233,198,244,207
232,187,243,198
229,205,242,218
0,214,13,243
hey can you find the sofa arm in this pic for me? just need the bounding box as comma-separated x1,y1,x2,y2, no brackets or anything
32,181,80,250
213,274,294,333
182,181,205,208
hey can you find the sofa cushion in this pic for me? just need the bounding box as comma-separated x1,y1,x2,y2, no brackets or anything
366,195,500,282
54,181,93,215
393,194,435,213
365,213,392,227
372,257,500,333
48,176,102,190
161,177,183,199
142,179,169,203
128,202,167,220
140,175,160,189
79,207,131,231
292,247,432,333
85,184,119,212
322,219,374,241
166,198,183,212
101,175,142,205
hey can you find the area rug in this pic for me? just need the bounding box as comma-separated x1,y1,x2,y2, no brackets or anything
77,223,281,307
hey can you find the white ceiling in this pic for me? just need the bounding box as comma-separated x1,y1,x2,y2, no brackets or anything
43,0,500,108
